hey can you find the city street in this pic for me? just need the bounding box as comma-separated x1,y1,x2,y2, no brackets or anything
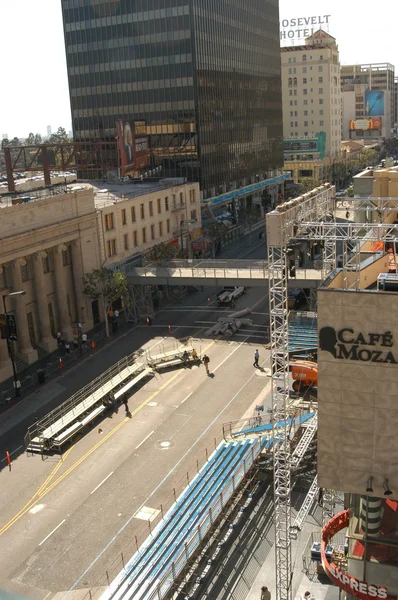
0,280,271,600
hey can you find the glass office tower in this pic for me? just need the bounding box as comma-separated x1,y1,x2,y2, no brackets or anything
61,0,283,196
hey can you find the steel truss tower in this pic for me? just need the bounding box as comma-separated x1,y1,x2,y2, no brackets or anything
266,186,398,600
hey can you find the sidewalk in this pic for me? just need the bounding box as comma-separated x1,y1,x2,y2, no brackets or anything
0,318,133,415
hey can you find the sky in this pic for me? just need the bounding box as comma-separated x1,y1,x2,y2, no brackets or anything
0,0,397,139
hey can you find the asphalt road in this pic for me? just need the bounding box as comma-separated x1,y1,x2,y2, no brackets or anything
0,284,271,600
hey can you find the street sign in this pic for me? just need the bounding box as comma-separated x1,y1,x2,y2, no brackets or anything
6,314,17,341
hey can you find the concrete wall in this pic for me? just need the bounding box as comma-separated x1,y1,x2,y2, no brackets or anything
317,288,398,500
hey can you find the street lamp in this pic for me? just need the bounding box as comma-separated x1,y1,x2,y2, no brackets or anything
3,290,26,398
180,219,197,258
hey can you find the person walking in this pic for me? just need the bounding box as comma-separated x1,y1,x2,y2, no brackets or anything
253,349,260,368
261,587,271,600
202,354,210,375
122,393,130,415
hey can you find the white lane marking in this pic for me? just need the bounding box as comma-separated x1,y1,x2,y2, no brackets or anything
39,519,66,546
90,471,114,495
180,392,193,405
0,445,23,463
29,504,45,514
63,350,264,598
212,338,248,373
135,430,155,450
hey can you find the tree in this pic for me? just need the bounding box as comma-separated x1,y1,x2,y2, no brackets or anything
207,221,227,259
49,126,69,144
298,178,316,193
144,241,184,264
9,137,21,146
82,268,127,338
238,205,260,245
34,133,42,145
25,133,35,145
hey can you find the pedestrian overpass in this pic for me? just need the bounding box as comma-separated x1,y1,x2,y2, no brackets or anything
125,259,323,288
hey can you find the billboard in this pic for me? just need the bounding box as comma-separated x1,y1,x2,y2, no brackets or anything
365,90,385,116
283,131,326,158
317,289,398,499
116,120,149,177
349,117,382,130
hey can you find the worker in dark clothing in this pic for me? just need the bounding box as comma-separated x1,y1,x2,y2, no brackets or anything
122,393,130,415
202,354,210,375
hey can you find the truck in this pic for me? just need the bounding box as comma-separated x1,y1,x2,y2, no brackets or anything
216,286,246,307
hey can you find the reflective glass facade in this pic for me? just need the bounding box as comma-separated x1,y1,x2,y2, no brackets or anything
61,0,283,193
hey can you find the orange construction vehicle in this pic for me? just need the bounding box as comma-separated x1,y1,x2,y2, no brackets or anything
290,359,318,392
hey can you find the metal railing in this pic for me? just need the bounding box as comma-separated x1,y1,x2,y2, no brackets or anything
24,350,139,448
126,259,324,282
79,438,260,600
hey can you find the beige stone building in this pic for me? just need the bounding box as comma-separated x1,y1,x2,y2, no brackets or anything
0,188,101,382
281,29,342,160
0,180,201,383
92,180,201,267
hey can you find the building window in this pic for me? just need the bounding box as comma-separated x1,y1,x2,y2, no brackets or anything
140,204,145,219
293,90,297,95
104,213,114,231
167,218,170,233
319,88,323,94
318,65,323,72
303,67,307,73
142,227,146,243
289,100,293,106
289,90,293,96
165,196,169,211
106,239,117,257
320,55,323,60
133,231,138,247
179,192,184,205
121,209,126,225
149,201,153,217
290,121,294,127
150,224,155,240
304,99,308,105
157,198,161,214
159,222,163,236
320,120,324,126
303,89,307,95
0,267,8,291
131,206,136,222
42,255,50,274
319,99,323,104
288,67,292,74
320,109,324,115
304,121,308,127
303,78,307,84
304,110,308,116
319,77,323,83
290,111,293,117
295,111,298,116
295,121,298,127
190,190,195,204
191,209,197,221
62,249,70,267
302,54,307,62
124,234,129,250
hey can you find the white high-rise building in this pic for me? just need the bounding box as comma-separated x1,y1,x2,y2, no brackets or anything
47,125,52,139
281,30,342,159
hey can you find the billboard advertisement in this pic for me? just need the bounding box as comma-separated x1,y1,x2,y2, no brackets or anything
116,120,149,177
283,131,326,158
317,288,398,499
349,117,382,130
365,90,385,116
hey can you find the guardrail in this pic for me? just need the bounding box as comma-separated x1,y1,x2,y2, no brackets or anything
24,350,139,450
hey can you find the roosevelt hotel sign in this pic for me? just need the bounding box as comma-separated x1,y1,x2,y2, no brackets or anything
280,15,331,42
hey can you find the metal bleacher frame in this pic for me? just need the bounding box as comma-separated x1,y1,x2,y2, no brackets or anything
98,438,261,600
25,352,152,454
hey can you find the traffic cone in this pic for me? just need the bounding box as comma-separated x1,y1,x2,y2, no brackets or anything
59,357,63,370
91,340,96,350
168,325,172,334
